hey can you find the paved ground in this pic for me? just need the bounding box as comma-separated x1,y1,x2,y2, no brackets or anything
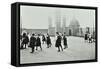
20,36,95,64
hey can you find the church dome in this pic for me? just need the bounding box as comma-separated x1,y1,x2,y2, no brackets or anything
69,18,80,27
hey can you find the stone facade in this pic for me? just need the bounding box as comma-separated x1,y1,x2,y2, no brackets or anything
48,16,81,36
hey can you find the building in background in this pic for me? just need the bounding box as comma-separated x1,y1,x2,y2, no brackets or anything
21,10,95,37
55,10,62,33
48,17,55,36
69,18,80,36
48,11,81,36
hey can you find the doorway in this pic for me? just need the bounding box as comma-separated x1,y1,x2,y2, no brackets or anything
69,29,72,36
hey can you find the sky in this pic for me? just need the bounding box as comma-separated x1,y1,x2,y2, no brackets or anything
20,5,95,29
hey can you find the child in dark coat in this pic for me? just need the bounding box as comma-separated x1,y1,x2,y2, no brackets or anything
42,35,46,44
21,33,29,49
36,34,42,50
46,34,52,48
30,33,36,53
55,32,63,52
84,33,88,42
63,35,68,49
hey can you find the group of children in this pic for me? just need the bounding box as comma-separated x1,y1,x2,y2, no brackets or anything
20,32,68,53
55,32,68,52
84,33,95,43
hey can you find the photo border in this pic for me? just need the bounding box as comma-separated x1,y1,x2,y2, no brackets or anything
14,2,98,67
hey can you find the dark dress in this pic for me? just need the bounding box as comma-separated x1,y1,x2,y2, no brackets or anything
85,34,88,40
42,35,46,41
63,36,67,45
36,37,41,46
89,34,92,43
55,35,62,47
22,35,29,45
46,36,51,45
30,36,36,48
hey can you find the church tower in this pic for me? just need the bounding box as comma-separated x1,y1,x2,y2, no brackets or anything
62,16,66,34
55,10,62,33
48,16,55,36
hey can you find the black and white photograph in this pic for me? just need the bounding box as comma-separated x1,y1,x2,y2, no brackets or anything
20,5,97,64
